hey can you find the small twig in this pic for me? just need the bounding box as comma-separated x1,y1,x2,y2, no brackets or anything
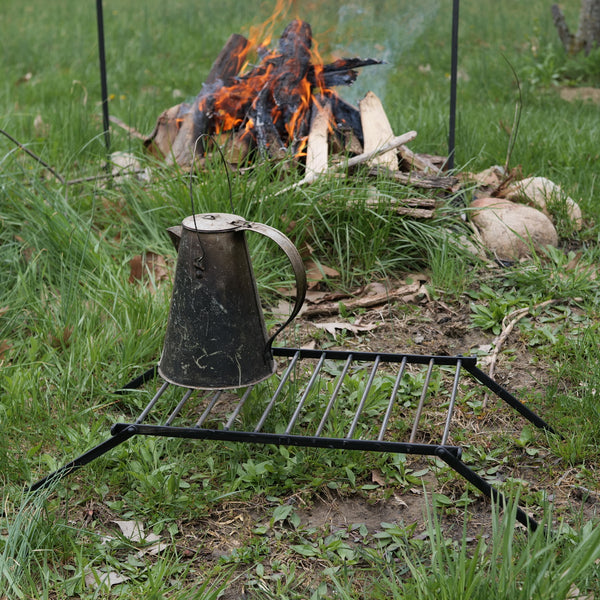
108,115,147,141
0,127,65,184
65,169,149,186
482,297,584,407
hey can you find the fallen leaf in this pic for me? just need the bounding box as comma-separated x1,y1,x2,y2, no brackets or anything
136,541,169,558
305,259,340,289
49,325,73,349
85,569,130,590
0,340,12,365
113,519,144,542
33,114,49,137
128,252,169,288
363,282,388,295
371,469,386,486
314,321,378,336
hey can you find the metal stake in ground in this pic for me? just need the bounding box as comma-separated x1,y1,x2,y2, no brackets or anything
96,0,110,156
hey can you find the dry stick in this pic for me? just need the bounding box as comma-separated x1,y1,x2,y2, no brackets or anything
109,115,147,140
271,130,417,198
0,127,65,184
482,297,584,408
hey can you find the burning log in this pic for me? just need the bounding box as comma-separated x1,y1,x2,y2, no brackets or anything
145,19,383,168
168,33,252,165
139,17,458,220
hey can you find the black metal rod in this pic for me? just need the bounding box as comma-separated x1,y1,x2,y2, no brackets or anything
378,356,407,441
96,0,111,155
285,353,325,434
436,446,539,531
273,347,476,368
111,422,462,458
135,381,169,424
447,0,460,170
115,365,158,394
315,354,353,437
347,355,381,439
255,350,300,432
409,358,435,443
441,359,462,445
165,388,194,426
464,364,558,435
28,426,138,492
224,386,254,430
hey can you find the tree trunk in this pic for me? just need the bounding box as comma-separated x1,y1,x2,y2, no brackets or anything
552,0,600,55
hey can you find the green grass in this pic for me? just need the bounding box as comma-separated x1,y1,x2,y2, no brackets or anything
2,0,600,596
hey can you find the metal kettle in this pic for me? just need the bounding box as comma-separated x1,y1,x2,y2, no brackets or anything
158,213,306,389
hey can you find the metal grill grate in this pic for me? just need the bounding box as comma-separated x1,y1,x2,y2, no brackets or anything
29,348,558,531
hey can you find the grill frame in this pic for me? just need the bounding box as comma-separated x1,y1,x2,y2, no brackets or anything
29,347,558,531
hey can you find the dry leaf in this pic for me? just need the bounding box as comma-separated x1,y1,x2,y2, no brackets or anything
314,321,378,336
136,541,170,558
113,519,145,542
15,72,32,85
128,252,169,288
371,469,386,486
85,569,130,590
0,340,12,365
305,259,340,289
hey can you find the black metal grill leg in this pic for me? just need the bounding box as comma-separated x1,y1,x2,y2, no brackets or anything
435,446,539,531
28,425,138,493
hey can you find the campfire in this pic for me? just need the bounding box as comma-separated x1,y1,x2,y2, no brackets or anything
140,14,457,219
146,18,384,168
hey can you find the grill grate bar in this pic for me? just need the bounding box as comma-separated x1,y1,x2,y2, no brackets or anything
165,388,194,426
315,353,353,437
378,356,408,441
255,350,301,432
347,355,381,439
224,386,255,431
135,380,170,424
194,391,223,428
441,359,462,445
285,352,326,435
409,359,435,443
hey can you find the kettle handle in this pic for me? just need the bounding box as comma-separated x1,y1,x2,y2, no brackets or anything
240,221,307,351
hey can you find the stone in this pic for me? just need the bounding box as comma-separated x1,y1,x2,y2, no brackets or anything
505,176,582,230
470,197,558,260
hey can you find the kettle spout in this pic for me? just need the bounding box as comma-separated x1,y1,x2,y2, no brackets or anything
166,226,183,252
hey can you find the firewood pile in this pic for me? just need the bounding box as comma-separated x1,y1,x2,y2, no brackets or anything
141,18,457,218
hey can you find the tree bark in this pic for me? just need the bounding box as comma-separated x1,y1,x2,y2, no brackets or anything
551,0,600,55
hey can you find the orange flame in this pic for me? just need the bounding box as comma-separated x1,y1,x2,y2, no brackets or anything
198,3,342,154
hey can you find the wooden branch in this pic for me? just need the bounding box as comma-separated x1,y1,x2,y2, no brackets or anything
166,33,251,167
363,195,436,218
0,127,65,184
359,91,398,171
305,101,331,177
368,167,458,191
482,297,584,407
398,144,442,174
302,280,424,318
270,131,417,198
109,115,146,140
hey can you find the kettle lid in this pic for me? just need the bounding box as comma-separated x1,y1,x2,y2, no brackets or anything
182,213,247,233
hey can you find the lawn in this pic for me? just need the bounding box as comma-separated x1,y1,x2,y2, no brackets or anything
2,0,600,598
